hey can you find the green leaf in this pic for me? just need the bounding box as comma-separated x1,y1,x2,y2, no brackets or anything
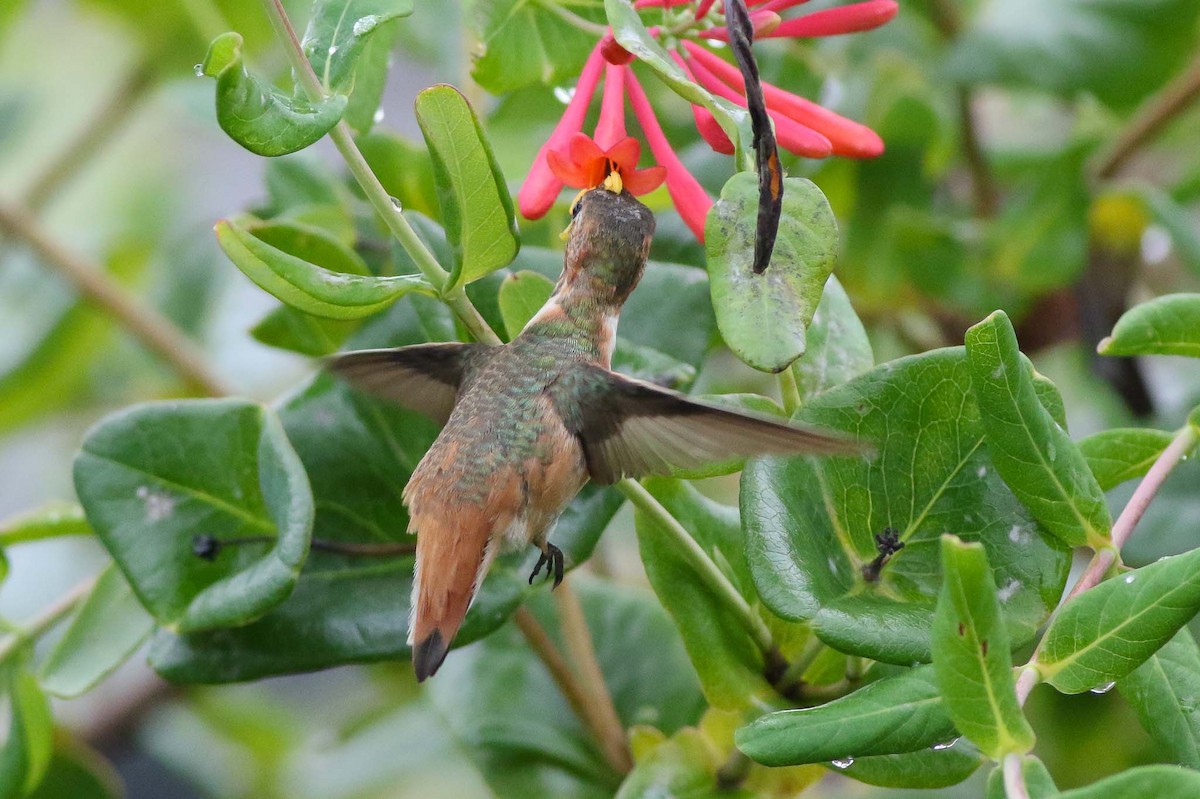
635,478,770,710
302,0,413,93
742,348,1071,664
1099,294,1200,358
1057,766,1200,799
339,19,399,136
74,399,314,633
966,310,1112,548
791,275,873,399
1036,548,1200,694
38,564,155,698
605,0,752,154
469,0,605,94
612,340,695,390
1078,428,1176,491
946,0,1200,108
707,174,838,373
26,742,122,799
356,131,441,219
736,666,957,766
617,728,719,799
201,32,347,157
932,535,1034,760
837,744,982,789
0,670,53,797
415,85,519,288
246,220,373,355
428,577,706,799
985,756,1058,799
1117,628,1200,767
216,215,432,320
0,502,90,545
498,269,554,339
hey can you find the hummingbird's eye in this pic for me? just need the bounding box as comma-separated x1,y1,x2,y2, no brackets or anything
570,198,583,219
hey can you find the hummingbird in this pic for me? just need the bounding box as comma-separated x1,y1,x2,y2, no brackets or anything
328,184,860,681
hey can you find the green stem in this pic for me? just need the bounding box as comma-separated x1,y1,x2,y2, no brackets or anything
259,0,502,345
617,478,776,656
778,366,801,416
776,635,825,691
534,0,608,36
0,576,98,665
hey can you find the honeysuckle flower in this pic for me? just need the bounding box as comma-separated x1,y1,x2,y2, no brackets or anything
517,0,894,238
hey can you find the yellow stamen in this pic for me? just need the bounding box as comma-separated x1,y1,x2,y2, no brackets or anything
603,170,624,194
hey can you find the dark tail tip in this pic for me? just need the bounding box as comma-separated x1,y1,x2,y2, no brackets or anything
413,629,449,682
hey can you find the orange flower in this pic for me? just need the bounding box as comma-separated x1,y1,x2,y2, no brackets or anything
546,133,667,195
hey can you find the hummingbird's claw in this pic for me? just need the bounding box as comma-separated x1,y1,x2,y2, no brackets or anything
528,543,565,589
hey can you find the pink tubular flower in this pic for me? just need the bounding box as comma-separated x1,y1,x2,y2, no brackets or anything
683,40,884,158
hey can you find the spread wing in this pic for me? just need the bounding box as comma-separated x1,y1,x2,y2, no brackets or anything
326,343,485,424
556,364,865,485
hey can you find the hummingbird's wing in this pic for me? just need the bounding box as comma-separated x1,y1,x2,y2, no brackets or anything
557,364,865,485
326,343,485,424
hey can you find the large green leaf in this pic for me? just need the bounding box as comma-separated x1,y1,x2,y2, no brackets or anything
966,311,1111,548
791,276,873,399
635,478,772,710
1099,294,1200,358
201,32,347,157
302,0,413,93
1078,428,1176,491
0,669,53,797
469,0,605,94
74,399,314,633
428,577,706,799
38,564,155,698
1036,549,1200,694
1057,766,1200,799
25,742,122,799
932,536,1034,760
1117,628,1200,767
707,174,838,373
736,666,957,766
946,0,1200,108
742,348,1071,664
415,85,520,288
356,131,441,219
216,215,432,319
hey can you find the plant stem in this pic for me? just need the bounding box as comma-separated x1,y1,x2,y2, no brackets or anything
534,0,609,36
22,55,157,212
1002,753,1030,799
957,87,999,218
514,605,632,775
259,0,502,345
1094,50,1200,180
0,575,98,665
778,366,801,416
554,580,634,774
1016,423,1198,706
776,635,825,693
0,202,230,397
617,478,776,656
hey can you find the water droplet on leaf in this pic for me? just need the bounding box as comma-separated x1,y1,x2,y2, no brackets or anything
373,108,385,124
553,85,576,104
831,757,854,769
390,196,403,211
1090,681,1116,694
931,737,961,751
193,63,205,77
1124,573,1136,584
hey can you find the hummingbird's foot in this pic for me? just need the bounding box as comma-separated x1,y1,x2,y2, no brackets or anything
528,543,565,589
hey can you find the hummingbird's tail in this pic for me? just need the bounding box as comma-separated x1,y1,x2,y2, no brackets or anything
407,501,502,682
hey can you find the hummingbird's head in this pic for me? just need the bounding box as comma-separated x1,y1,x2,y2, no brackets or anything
561,187,656,306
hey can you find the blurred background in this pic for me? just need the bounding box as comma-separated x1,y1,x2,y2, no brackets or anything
2,0,1200,796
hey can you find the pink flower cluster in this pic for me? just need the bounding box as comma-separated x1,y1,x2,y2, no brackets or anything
517,0,898,240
